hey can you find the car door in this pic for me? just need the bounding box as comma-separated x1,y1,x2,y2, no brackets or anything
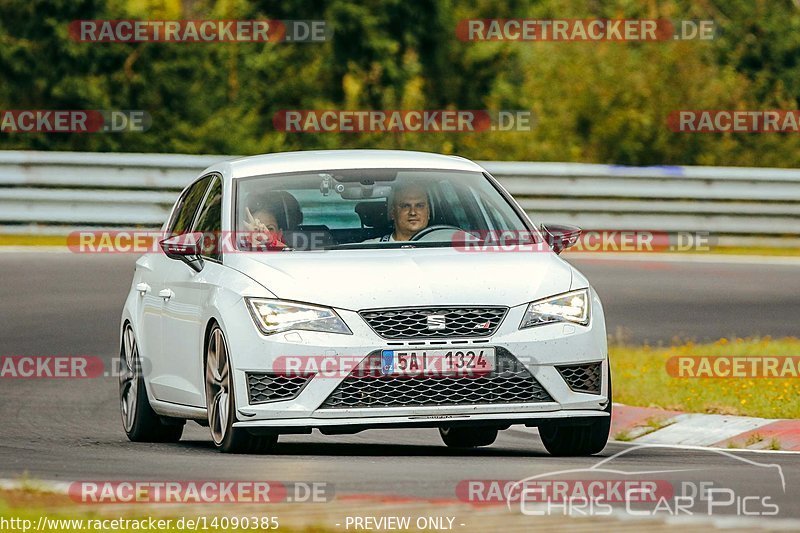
158,175,223,407
132,253,163,378
146,174,213,406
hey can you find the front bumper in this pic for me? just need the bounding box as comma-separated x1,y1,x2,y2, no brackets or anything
233,409,609,431
224,294,609,429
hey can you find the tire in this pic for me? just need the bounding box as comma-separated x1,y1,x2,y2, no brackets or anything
205,324,278,454
439,426,498,448
119,324,184,443
539,373,612,456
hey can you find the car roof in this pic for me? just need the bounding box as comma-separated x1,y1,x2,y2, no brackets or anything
201,149,485,179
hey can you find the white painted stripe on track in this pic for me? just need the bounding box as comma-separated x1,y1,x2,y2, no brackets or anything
509,425,800,455
634,413,775,446
613,438,800,455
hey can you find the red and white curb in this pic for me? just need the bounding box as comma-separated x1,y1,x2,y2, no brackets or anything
611,404,800,452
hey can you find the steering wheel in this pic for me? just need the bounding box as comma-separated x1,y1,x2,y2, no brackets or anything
410,224,465,242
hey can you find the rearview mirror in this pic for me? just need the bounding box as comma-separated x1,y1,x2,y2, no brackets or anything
540,223,581,255
160,232,204,272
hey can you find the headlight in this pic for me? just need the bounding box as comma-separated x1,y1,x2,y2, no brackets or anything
519,289,590,329
246,298,352,335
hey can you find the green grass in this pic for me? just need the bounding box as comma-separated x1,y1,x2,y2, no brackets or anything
613,428,633,441
610,337,800,419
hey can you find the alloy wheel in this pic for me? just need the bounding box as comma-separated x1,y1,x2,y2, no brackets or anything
119,325,139,433
206,327,231,445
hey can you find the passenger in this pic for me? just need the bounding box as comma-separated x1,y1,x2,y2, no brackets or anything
241,196,286,250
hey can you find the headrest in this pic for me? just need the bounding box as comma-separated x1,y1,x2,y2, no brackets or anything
247,191,303,230
355,200,390,229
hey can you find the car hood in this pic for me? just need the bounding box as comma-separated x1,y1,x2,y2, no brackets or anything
225,248,573,310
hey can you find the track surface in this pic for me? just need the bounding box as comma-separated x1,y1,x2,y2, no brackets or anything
1,252,799,527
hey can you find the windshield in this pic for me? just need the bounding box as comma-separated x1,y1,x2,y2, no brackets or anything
234,169,534,251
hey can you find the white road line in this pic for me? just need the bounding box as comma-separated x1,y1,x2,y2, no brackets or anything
634,413,776,446
509,425,800,455
613,439,800,455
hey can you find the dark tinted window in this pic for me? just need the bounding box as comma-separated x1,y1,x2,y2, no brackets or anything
169,175,213,235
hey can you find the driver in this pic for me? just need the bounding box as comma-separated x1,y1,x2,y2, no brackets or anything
369,182,430,242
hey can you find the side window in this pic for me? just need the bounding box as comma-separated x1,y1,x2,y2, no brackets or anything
169,175,213,236
193,177,223,260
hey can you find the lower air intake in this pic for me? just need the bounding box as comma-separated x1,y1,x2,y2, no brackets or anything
246,373,312,404
556,362,603,394
320,348,552,409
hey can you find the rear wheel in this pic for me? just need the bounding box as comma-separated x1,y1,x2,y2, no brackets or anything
205,324,277,454
119,324,184,443
539,374,612,456
439,426,498,448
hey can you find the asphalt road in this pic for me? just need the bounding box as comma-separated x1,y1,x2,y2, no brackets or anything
1,252,798,356
569,254,800,345
1,252,799,528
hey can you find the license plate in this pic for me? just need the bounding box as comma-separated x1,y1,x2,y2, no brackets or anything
380,348,496,376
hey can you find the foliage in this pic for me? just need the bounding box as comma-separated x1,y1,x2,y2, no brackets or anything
1,0,799,165
611,337,800,419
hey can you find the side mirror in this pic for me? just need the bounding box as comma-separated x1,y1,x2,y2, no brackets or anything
540,223,581,255
160,232,204,272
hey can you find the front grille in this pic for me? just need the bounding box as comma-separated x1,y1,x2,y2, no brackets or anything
557,363,602,394
359,306,507,339
246,373,313,404
320,348,552,409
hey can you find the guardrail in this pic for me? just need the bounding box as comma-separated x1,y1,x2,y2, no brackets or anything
1,151,798,243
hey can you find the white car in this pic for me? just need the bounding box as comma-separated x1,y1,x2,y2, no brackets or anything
119,150,611,455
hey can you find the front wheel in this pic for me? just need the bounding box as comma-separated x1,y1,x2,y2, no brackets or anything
119,324,184,443
539,374,612,456
205,324,277,454
439,426,498,448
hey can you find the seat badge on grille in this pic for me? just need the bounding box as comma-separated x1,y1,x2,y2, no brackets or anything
426,314,446,330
